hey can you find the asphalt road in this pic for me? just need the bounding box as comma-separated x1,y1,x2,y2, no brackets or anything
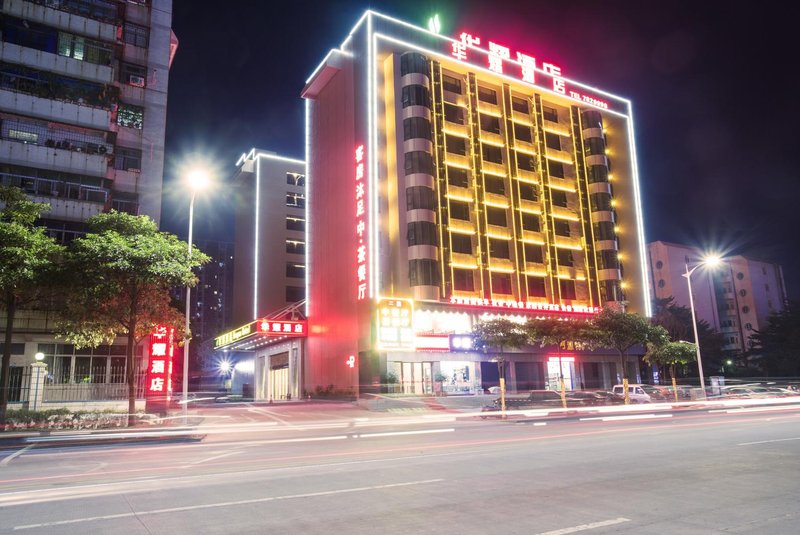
1,402,799,534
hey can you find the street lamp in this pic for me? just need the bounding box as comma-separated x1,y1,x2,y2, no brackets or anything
183,168,210,422
682,254,722,400
32,352,45,412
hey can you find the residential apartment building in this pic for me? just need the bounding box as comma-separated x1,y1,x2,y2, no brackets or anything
0,0,175,396
648,241,787,353
295,11,650,396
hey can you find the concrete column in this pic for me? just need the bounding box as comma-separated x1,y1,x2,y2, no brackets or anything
27,362,48,411
506,360,518,394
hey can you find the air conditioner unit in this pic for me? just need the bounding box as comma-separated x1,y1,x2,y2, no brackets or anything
129,75,145,87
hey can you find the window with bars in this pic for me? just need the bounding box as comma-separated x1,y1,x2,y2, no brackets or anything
123,22,149,48
114,147,142,171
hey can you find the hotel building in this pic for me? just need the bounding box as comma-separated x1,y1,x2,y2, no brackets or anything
296,11,650,396
648,241,787,354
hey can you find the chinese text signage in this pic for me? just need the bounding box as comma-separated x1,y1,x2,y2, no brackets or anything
257,319,307,337
355,144,368,301
147,325,174,402
449,296,599,315
377,298,414,349
449,31,619,113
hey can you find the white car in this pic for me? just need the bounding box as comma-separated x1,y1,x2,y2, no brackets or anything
612,384,652,403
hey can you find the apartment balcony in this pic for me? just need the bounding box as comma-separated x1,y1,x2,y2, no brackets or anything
446,183,473,201
443,120,468,137
521,229,545,243
450,252,479,269
120,84,146,105
515,168,539,183
518,200,541,214
483,191,508,207
554,236,583,250
514,139,536,154
2,0,119,42
0,88,111,130
481,160,506,176
549,204,579,220
547,176,576,192
486,224,511,239
0,42,113,85
1,172,108,222
445,152,470,168
0,139,108,176
488,258,515,272
480,130,504,146
545,147,574,164
557,266,585,280
525,261,548,276
543,119,571,137
477,100,501,116
597,268,621,281
448,218,475,234
107,169,140,193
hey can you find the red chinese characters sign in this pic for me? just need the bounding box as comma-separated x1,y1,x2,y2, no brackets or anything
354,144,368,301
147,325,174,401
257,319,307,336
449,31,615,112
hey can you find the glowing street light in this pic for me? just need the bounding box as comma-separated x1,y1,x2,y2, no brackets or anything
183,167,210,422
682,254,723,400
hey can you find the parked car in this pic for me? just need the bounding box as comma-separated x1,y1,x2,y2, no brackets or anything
482,389,564,413
565,391,625,406
612,384,652,403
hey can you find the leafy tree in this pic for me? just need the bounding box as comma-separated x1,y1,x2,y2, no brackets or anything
0,187,63,425
526,318,586,407
652,296,725,375
472,318,528,416
748,302,800,377
644,340,696,401
56,212,210,426
590,308,665,403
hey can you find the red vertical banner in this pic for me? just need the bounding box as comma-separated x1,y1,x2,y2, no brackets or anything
146,325,174,414
354,144,367,301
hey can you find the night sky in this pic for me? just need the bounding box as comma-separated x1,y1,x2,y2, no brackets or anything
162,1,799,299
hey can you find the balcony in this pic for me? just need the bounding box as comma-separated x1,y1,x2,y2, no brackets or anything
543,119,571,137
521,229,545,243
516,168,539,183
480,130,504,146
525,262,548,276
547,176,576,192
443,120,468,137
557,266,584,280
0,88,111,130
448,218,475,235
445,152,470,168
484,191,508,207
2,0,119,42
549,204,579,220
518,200,541,214
554,236,583,250
488,258,515,273
545,147,574,164
514,139,536,154
1,172,108,221
481,160,506,176
0,42,113,85
450,252,478,269
486,224,511,239
446,183,473,201
0,139,108,176
477,99,501,116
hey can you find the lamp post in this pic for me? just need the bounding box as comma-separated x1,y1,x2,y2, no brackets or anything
183,169,209,423
682,255,721,400
32,352,45,412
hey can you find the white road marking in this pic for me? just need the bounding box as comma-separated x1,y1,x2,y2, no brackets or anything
533,422,547,426
580,414,672,422
354,428,455,439
738,437,800,446
12,478,445,530
534,517,631,534
0,445,33,467
717,406,798,415
187,451,241,466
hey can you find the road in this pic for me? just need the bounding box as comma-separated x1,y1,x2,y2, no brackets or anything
1,401,799,534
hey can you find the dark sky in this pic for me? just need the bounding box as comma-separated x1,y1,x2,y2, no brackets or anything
162,0,799,299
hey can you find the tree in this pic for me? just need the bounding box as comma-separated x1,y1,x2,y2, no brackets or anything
526,318,586,407
590,308,663,403
56,212,210,426
644,340,696,401
0,186,63,425
472,318,528,417
652,296,725,375
748,302,800,377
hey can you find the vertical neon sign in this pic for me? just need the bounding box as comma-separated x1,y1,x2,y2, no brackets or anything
147,325,174,402
355,144,367,300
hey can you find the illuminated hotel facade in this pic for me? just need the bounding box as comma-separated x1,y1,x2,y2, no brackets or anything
299,11,649,396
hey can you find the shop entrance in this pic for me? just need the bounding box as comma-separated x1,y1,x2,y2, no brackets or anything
546,357,575,391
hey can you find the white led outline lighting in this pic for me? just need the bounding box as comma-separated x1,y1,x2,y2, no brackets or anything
304,98,311,317
369,15,379,300
254,154,261,319
626,103,652,316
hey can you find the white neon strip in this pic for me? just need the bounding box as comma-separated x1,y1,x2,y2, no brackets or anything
354,428,455,439
253,155,260,319
368,17,379,299
579,413,673,422
304,98,311,317
372,32,629,118
255,153,305,165
626,105,651,316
